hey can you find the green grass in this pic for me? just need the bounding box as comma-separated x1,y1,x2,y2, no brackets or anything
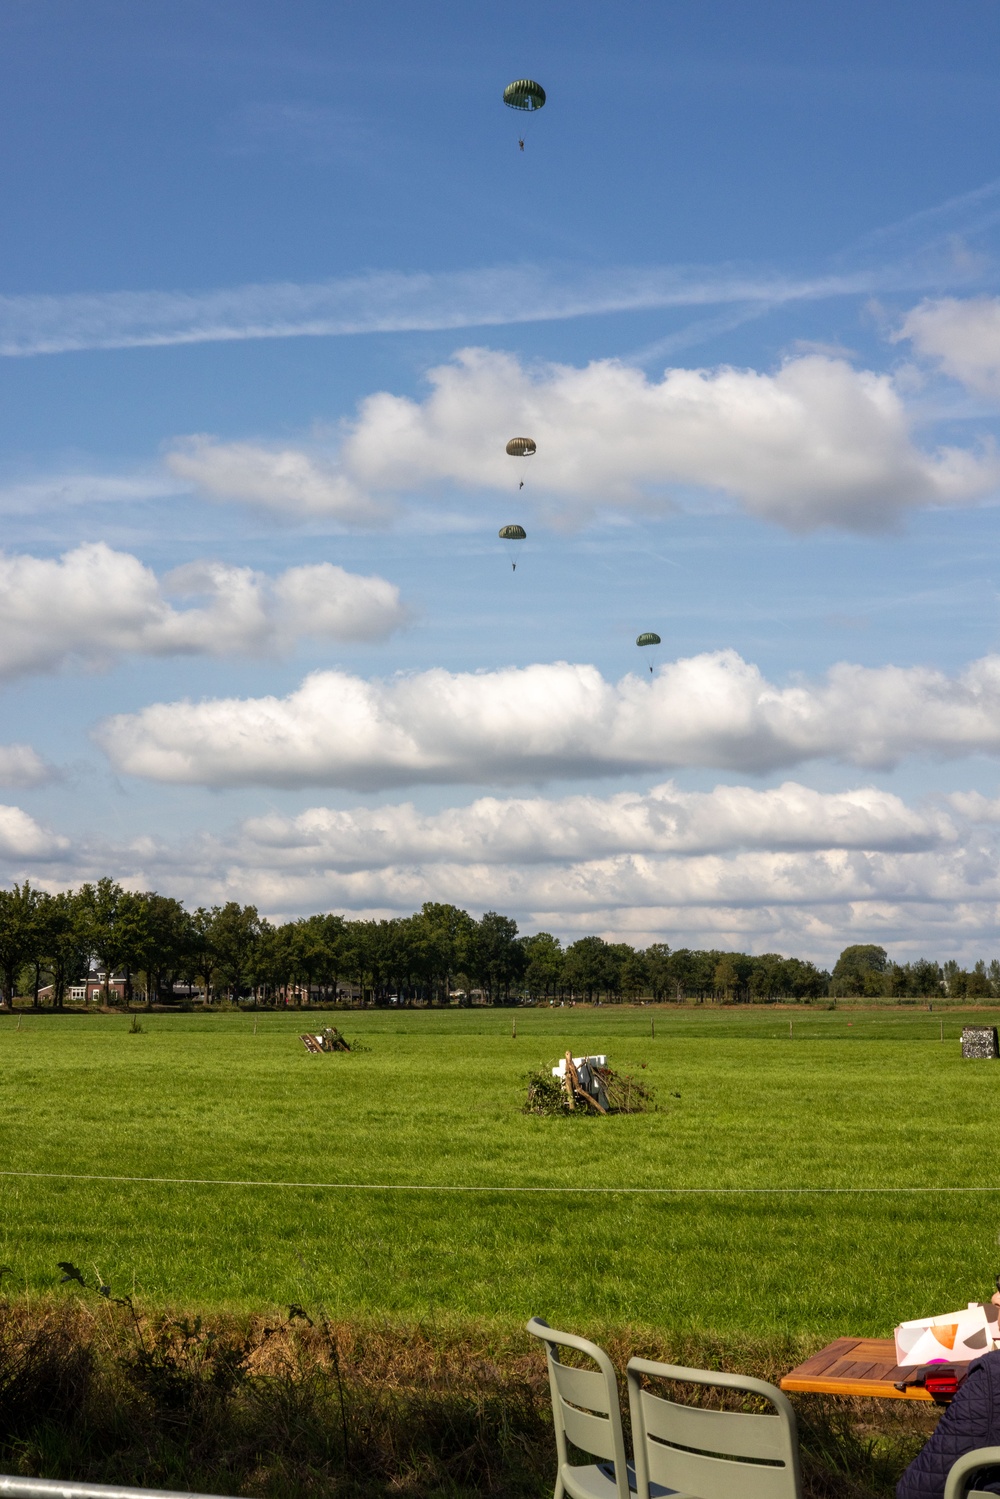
0,1005,998,1338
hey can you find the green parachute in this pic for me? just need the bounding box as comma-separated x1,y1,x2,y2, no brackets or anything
507,436,536,492
499,523,526,572
503,79,546,112
636,632,661,674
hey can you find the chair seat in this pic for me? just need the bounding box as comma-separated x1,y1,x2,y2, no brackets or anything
573,1462,682,1499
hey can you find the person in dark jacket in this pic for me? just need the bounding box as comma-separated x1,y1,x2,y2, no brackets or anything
897,1350,1000,1497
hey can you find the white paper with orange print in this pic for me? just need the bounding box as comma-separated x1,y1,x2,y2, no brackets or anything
894,1302,1000,1366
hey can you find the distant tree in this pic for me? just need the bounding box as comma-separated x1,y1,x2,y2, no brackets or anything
36,890,90,1009
666,948,718,1002
411,903,475,1004
619,948,650,1001
206,903,262,1002
0,882,45,1007
830,944,888,998
520,931,564,1000
967,959,992,998
908,958,945,998
713,955,740,1001
470,911,523,1004
130,893,196,1005
943,959,967,999
604,943,635,1001
644,942,672,999
563,935,610,1001
76,878,137,1005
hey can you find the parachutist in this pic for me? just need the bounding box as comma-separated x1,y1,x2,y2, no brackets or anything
518,137,525,151
519,479,524,489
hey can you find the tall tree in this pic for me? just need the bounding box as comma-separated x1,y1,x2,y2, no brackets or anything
830,944,888,998
206,903,261,1002
0,882,44,1007
563,935,610,1001
470,911,523,1004
76,878,135,1004
521,931,564,1000
413,903,476,1004
37,890,90,1009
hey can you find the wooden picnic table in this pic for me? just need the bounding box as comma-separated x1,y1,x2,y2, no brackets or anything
780,1337,935,1401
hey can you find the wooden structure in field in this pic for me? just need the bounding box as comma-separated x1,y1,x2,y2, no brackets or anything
300,1027,352,1054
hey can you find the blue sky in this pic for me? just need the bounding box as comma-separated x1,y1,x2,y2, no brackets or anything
4,0,1000,963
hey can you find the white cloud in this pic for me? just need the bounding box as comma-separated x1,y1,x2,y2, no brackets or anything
898,296,1000,399
166,438,387,525
0,806,67,860
0,744,57,788
9,776,1000,964
0,542,406,678
241,782,954,869
95,649,1000,791
172,348,1000,533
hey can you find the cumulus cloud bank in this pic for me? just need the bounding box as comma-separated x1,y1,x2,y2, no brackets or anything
242,781,954,869
169,347,1000,533
7,778,1000,963
96,650,1000,790
0,542,406,678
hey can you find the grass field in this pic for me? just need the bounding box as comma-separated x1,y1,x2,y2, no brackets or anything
1,1005,998,1339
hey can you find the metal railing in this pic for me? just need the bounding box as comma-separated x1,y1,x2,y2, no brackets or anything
0,1478,247,1499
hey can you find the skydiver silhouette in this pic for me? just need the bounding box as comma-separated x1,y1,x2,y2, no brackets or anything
518,137,525,151
519,479,524,489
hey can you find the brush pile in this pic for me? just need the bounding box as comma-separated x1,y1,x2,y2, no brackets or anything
299,1026,353,1054
523,1050,656,1116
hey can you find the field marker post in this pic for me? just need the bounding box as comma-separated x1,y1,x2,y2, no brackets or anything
651,1016,655,1039
512,1016,516,1039
940,1019,944,1043
789,1019,793,1038
15,1013,20,1032
253,1016,258,1036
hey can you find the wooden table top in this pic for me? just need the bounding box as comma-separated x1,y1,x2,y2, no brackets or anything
780,1337,935,1401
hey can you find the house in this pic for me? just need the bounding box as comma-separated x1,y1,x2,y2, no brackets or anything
37,967,128,1005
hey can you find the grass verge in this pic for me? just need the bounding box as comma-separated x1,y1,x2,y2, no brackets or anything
0,1301,934,1499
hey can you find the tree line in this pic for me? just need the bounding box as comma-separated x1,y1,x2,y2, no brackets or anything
0,881,991,1007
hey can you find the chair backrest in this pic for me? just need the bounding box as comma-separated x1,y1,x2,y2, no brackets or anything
626,1356,802,1499
944,1445,1000,1498
526,1317,631,1499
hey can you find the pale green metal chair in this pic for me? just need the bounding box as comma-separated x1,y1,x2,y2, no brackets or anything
944,1446,1000,1498
626,1355,803,1499
526,1317,636,1499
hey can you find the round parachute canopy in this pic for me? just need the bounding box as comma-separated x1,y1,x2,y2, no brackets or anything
636,632,661,648
499,524,527,540
506,437,536,457
503,79,546,112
